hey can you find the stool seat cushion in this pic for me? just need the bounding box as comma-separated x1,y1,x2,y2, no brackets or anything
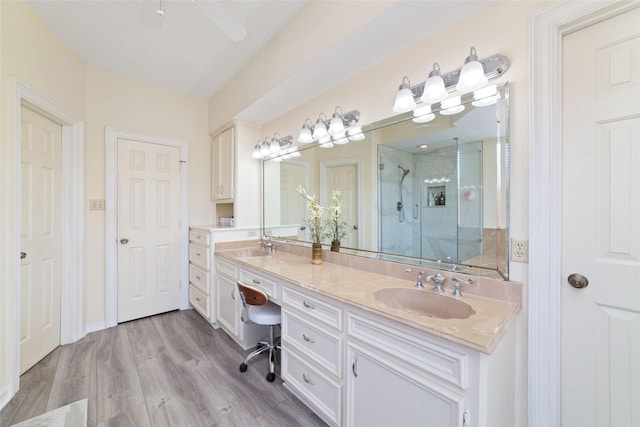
248,301,281,325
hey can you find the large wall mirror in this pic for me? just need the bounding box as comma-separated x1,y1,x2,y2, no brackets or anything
263,83,509,279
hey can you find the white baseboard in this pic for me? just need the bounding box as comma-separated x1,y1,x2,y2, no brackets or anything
85,321,106,334
0,384,13,412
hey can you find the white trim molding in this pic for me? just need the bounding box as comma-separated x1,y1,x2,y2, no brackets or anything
12,81,85,394
528,2,639,426
105,128,190,328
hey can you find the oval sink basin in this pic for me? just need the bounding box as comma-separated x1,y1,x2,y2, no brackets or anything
224,249,271,257
374,288,476,320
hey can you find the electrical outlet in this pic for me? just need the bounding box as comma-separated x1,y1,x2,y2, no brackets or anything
511,238,529,263
89,199,105,210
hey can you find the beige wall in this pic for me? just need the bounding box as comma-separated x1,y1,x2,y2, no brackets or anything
0,1,211,399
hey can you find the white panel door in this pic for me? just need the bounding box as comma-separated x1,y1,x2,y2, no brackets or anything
561,8,640,426
19,106,62,374
117,138,181,322
325,164,359,247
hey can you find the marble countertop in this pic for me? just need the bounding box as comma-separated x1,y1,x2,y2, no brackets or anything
215,246,521,355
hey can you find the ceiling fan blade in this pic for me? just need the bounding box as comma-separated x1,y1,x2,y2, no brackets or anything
196,0,247,42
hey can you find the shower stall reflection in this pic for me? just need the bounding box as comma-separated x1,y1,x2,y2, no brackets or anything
378,139,483,264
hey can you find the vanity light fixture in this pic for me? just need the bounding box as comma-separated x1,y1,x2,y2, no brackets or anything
252,134,294,160
251,141,264,159
296,107,361,146
422,63,448,104
392,76,417,113
391,47,509,114
297,119,314,144
312,113,329,140
456,47,488,93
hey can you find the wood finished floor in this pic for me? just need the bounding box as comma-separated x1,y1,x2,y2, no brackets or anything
1,309,327,427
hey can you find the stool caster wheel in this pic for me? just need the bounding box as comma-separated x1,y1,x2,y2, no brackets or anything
266,372,276,382
239,363,248,373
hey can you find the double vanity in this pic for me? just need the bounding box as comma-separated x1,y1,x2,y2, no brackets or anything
189,226,521,427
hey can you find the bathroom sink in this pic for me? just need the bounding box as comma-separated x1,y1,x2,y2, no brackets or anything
374,288,476,319
224,249,271,257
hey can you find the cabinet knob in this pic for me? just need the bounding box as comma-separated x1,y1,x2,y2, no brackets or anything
20,252,27,260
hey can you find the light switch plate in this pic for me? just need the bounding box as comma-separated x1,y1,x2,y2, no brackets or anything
90,199,105,210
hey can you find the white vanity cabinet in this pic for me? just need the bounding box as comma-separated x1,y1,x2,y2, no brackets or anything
281,285,344,426
344,309,515,427
215,259,273,350
188,229,214,321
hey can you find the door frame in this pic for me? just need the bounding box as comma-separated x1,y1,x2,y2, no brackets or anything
105,128,189,328
528,1,639,425
11,81,85,393
319,157,363,247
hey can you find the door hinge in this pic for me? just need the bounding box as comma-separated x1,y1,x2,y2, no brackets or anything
463,409,470,427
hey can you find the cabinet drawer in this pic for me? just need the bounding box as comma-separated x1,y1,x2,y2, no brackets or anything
282,349,341,425
189,264,209,293
189,229,210,246
239,268,278,301
282,310,342,377
190,284,210,319
347,312,468,390
216,258,237,279
282,286,343,331
189,243,210,270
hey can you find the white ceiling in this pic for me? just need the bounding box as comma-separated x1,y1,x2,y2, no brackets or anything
26,0,493,124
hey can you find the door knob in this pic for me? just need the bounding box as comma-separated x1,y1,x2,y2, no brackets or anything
568,273,588,289
120,238,129,245
20,252,27,260
353,225,358,230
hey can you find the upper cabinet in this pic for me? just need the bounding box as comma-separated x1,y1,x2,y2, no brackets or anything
212,127,235,201
211,122,262,228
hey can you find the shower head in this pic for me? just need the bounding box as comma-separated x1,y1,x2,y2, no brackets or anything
398,165,410,178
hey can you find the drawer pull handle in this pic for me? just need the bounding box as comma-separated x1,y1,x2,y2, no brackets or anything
252,279,260,284
196,252,201,257
231,290,235,300
196,275,201,280
196,297,201,302
352,356,358,378
302,374,314,385
302,334,314,343
302,301,315,309
196,235,201,239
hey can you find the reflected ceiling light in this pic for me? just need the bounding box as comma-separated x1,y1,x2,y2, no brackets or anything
421,63,448,104
312,113,329,140
333,133,349,145
347,126,365,141
412,104,435,123
392,76,417,113
440,96,465,115
456,47,489,93
391,48,509,114
318,136,333,148
297,119,314,144
472,85,499,107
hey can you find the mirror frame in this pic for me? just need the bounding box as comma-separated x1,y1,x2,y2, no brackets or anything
262,82,510,279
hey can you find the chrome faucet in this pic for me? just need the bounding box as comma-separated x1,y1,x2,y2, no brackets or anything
426,273,445,292
259,239,276,253
415,271,425,288
451,277,474,297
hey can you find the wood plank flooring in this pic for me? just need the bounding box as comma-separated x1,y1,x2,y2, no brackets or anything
0,309,326,427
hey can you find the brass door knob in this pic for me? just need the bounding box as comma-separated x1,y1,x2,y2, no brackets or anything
568,273,589,289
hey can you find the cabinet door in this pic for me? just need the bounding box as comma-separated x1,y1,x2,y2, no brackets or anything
346,344,464,427
216,273,239,336
212,128,235,200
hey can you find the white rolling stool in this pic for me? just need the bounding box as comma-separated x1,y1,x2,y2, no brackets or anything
236,281,282,382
